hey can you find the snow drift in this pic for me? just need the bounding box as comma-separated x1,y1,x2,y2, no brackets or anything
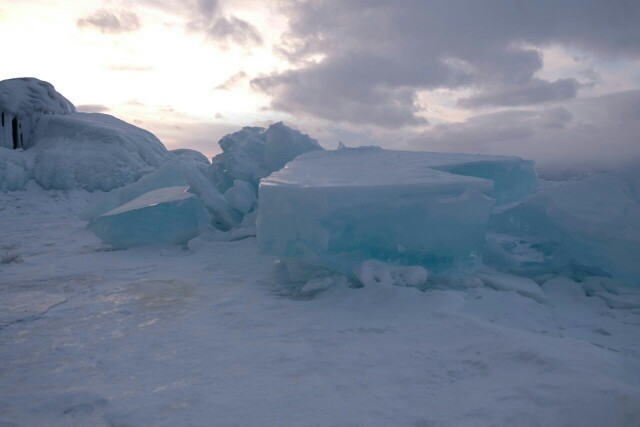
0,77,170,192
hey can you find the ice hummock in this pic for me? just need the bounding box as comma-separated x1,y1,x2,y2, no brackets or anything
211,122,323,191
0,77,172,192
0,77,75,116
491,165,640,280
31,113,170,192
89,186,208,249
0,147,31,192
258,147,516,274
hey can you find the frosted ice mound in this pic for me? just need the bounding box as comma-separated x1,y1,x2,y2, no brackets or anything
257,147,508,274
491,165,640,281
90,186,208,249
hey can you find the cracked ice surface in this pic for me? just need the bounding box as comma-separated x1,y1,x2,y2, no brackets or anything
1,185,640,426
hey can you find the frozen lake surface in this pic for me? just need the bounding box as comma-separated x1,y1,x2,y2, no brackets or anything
1,184,640,426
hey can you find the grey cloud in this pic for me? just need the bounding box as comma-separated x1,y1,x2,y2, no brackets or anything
76,104,110,113
458,78,580,108
216,71,247,90
403,90,640,169
77,10,141,34
207,16,262,46
255,0,640,127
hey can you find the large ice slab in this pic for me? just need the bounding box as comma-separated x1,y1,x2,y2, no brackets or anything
84,158,240,230
89,186,208,249
258,147,500,274
412,151,537,205
491,165,640,281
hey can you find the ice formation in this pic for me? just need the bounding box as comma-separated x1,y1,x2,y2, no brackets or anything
84,158,240,230
0,147,31,192
224,179,257,214
257,147,528,274
171,148,210,164
0,78,171,192
89,186,208,249
0,77,75,150
492,165,640,280
211,122,323,191
355,260,429,288
32,113,170,192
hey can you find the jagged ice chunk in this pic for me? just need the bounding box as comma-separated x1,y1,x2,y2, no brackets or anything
90,186,208,249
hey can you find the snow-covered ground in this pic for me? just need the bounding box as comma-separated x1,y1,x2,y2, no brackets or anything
1,184,640,427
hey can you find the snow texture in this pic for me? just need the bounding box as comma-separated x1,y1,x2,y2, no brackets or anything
224,179,257,214
0,77,75,116
31,113,170,192
493,165,640,281
170,148,210,164
0,78,75,150
259,147,501,274
211,122,323,191
0,147,31,191
355,259,428,288
2,186,640,427
89,186,208,249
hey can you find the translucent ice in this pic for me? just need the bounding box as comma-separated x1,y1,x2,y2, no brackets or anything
263,122,324,172
258,147,500,274
414,151,537,205
492,165,640,280
211,122,323,191
84,158,240,230
89,186,208,249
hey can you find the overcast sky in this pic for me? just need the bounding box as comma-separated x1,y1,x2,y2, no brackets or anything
1,0,639,167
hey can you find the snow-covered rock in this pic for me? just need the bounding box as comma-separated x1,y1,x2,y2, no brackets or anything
31,113,170,192
89,186,208,249
258,147,501,275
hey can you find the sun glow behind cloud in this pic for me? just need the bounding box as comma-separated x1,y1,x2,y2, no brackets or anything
1,0,639,166
0,0,290,154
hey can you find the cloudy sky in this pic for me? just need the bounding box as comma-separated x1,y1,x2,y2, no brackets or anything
1,0,639,167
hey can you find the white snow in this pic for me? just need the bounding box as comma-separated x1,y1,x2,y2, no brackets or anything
355,259,429,288
170,148,210,164
0,147,31,191
1,185,639,426
0,77,75,116
31,113,170,192
224,179,257,214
